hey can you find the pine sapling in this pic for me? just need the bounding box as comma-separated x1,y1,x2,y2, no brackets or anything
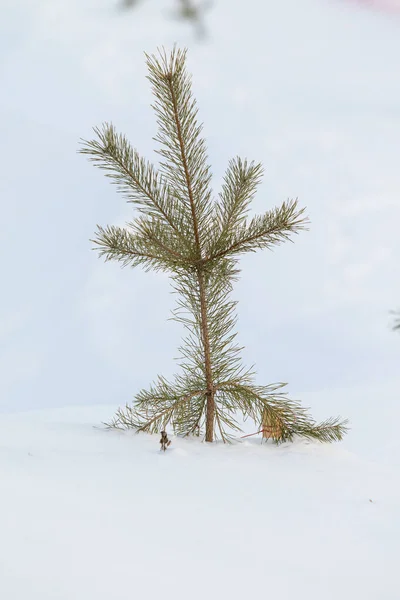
80,47,348,444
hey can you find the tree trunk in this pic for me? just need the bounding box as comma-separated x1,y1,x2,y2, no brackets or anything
197,269,215,442
167,66,214,438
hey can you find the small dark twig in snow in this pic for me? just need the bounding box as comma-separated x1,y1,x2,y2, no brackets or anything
160,431,171,452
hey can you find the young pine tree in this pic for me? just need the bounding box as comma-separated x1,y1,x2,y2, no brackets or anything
80,47,348,444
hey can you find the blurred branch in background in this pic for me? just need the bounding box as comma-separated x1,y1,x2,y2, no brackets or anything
342,0,400,15
392,309,400,332
120,0,212,39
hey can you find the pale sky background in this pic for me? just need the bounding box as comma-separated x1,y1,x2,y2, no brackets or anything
1,0,399,426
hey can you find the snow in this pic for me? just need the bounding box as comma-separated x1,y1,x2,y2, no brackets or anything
1,404,399,600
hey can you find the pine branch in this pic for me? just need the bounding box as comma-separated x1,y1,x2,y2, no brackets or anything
79,123,192,251
215,381,348,443
210,198,309,261
146,47,214,251
106,375,207,435
93,224,190,272
166,59,201,252
211,157,264,253
294,418,350,444
131,215,191,263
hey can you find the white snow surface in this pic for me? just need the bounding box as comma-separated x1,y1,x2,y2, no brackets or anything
1,402,399,600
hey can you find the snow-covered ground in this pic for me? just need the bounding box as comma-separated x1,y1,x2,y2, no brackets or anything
1,402,399,600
